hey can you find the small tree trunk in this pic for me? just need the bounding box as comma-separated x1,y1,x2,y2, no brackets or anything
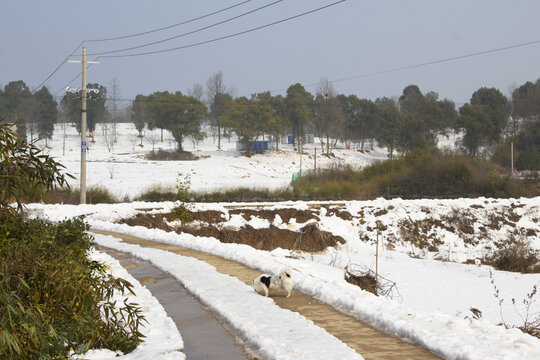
217,123,221,150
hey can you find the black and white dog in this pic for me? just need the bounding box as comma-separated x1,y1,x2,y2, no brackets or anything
253,269,293,297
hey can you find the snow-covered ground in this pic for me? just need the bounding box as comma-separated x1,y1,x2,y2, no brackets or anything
29,197,540,360
78,249,185,360
25,123,540,359
40,123,387,197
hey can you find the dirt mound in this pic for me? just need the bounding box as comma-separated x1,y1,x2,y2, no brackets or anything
229,208,319,224
182,223,344,252
120,213,175,231
189,210,226,224
119,212,344,252
321,207,353,221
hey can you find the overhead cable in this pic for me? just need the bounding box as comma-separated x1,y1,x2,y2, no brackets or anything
269,38,540,93
54,60,99,97
85,0,252,42
97,0,347,58
32,42,82,92
87,0,283,56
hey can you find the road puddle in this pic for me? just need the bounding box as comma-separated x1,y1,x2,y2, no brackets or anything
100,248,254,360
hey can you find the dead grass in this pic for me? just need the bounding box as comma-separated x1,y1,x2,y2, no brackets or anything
345,268,378,295
398,218,445,252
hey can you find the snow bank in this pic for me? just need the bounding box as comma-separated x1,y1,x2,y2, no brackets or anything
76,249,185,360
92,233,362,360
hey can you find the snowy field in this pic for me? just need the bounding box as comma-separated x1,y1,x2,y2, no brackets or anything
26,123,540,359
39,122,387,197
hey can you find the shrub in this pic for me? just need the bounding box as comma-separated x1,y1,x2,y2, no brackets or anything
135,184,177,202
0,214,146,359
0,122,71,210
171,175,193,224
146,149,199,161
293,148,537,199
488,236,540,273
43,186,120,204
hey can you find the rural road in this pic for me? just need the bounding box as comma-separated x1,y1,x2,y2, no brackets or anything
92,230,441,360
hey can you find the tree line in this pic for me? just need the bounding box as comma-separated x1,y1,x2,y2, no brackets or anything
1,75,539,169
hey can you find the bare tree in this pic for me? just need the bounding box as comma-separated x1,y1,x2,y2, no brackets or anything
146,131,159,152
188,83,204,101
107,78,121,142
314,78,343,154
206,71,228,150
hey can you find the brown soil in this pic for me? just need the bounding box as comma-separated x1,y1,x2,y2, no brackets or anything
229,208,319,223
320,206,354,220
118,213,344,253
181,223,344,252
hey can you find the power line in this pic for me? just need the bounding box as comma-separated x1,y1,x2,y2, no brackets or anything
32,42,82,92
269,38,540,93
97,0,347,58
34,2,254,92
87,0,283,56
54,38,540,102
54,60,98,97
85,0,252,42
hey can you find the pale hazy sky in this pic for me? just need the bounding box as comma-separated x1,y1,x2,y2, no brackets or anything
2,0,539,106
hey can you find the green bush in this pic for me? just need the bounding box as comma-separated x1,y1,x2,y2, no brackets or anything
0,214,146,359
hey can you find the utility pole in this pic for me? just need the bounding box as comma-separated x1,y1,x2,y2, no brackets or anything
67,42,99,204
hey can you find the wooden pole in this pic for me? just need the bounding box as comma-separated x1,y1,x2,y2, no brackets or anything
376,231,379,289
80,42,87,204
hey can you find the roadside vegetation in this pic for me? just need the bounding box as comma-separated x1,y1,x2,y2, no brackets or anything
41,147,536,204
292,148,538,200
0,122,145,359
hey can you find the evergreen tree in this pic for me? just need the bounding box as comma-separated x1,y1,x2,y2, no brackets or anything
457,104,492,157
225,94,274,157
285,83,313,151
145,91,171,142
33,86,57,145
511,79,540,133
470,87,509,143
337,95,377,152
146,92,207,152
131,94,147,144
61,83,107,141
2,81,32,140
374,97,400,159
269,94,287,150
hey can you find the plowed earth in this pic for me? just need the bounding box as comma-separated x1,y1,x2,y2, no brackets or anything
118,208,346,252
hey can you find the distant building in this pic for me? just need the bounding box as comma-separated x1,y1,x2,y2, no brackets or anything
236,140,275,152
281,134,314,144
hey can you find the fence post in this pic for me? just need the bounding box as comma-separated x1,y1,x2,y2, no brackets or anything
376,231,379,289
